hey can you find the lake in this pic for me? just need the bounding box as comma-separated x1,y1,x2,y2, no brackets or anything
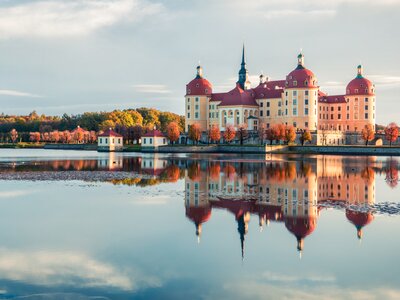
0,149,399,300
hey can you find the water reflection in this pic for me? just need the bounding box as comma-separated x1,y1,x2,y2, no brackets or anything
1,154,399,255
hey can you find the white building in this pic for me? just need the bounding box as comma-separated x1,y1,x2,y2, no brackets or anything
97,129,123,152
141,130,168,148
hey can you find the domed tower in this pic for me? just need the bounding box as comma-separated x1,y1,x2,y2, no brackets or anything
345,65,375,132
284,53,319,130
346,209,374,240
185,64,213,132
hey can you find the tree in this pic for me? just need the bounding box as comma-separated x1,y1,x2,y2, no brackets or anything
99,120,116,131
284,125,296,145
60,130,72,144
10,129,18,143
29,132,41,143
385,122,399,147
50,131,60,143
273,124,285,144
209,125,221,144
258,123,266,145
361,124,375,146
223,124,236,144
300,130,312,146
188,123,202,145
266,127,277,146
236,123,248,145
130,125,143,144
167,122,180,145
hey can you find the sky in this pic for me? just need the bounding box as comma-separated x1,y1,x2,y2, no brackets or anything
0,0,399,124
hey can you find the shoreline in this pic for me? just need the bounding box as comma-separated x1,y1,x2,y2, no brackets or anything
2,143,400,156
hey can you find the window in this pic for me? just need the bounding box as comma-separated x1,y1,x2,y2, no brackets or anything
99,138,102,144
305,91,309,96
195,112,199,118
365,105,368,110
338,114,341,119
187,113,190,118
365,113,368,119
293,99,297,105
293,91,297,96
305,99,308,105
149,138,153,144
285,109,288,115
347,113,349,119
305,108,308,115
338,106,341,111
305,122,308,128
118,138,121,144
331,107,334,111
260,102,263,107
331,114,334,119
365,98,368,102
163,138,166,144
195,97,199,102
347,106,349,111
293,81,297,86
195,105,199,110
293,122,297,127
112,138,114,144
260,111,263,117
267,110,270,117
293,108,297,116
278,101,282,107
267,102,270,107
143,138,147,144
285,100,288,105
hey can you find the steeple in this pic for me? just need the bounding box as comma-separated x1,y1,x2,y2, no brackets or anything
196,64,203,79
237,44,251,90
296,53,305,69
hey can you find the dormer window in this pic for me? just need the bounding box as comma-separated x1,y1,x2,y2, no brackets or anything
304,81,308,86
205,89,208,93
289,76,292,80
196,83,199,88
188,89,191,94
355,89,358,93
293,80,297,86
365,89,368,93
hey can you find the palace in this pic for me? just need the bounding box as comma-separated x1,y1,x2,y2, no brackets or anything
185,46,376,144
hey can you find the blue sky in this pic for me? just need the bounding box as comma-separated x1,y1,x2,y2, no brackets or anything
0,0,399,124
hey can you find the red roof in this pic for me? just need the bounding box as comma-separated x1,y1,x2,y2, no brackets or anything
346,77,374,96
186,78,212,96
286,67,318,89
265,80,286,90
346,210,374,228
142,129,165,137
253,83,283,99
214,84,258,107
71,126,88,134
319,94,346,104
98,129,123,137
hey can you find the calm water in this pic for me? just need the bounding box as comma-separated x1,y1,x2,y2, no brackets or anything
0,149,399,300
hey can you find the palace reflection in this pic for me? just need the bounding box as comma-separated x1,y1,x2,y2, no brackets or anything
2,153,398,258
184,156,386,258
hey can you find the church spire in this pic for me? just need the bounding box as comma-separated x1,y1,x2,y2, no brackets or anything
237,44,251,90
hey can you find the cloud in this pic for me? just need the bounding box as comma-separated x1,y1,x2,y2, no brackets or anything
263,9,336,20
0,89,42,98
133,84,171,94
0,249,161,291
0,0,164,39
369,75,400,88
0,191,34,198
262,271,336,283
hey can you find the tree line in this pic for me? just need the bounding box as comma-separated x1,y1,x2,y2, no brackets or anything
0,108,184,143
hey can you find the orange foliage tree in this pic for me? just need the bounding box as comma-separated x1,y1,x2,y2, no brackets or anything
166,122,180,145
361,124,375,146
188,123,202,145
29,132,41,143
299,130,312,146
236,123,248,145
208,125,221,144
384,122,399,147
284,125,296,145
10,129,18,143
223,124,236,144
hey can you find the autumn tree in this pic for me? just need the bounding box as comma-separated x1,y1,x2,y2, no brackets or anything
284,125,296,145
273,124,285,144
299,130,312,146
61,130,72,144
130,125,143,144
29,132,41,143
223,124,236,144
10,129,18,143
236,123,248,145
258,123,266,145
361,124,375,146
166,122,180,145
99,119,116,131
188,123,202,145
384,122,399,147
209,125,221,144
265,128,276,146
50,131,60,143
